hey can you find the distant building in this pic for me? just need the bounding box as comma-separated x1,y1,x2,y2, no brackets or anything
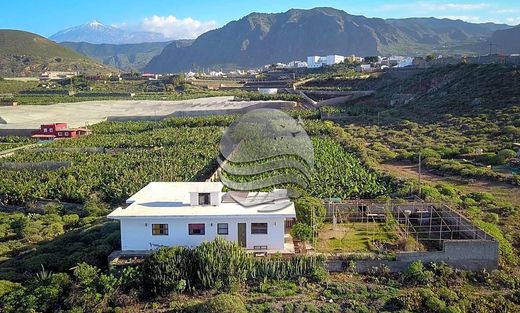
31,123,91,141
287,61,308,68
39,71,78,81
395,57,414,68
258,88,278,95
345,55,364,63
307,55,345,68
356,64,373,72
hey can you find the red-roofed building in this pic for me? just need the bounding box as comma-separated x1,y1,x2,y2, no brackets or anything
31,123,91,140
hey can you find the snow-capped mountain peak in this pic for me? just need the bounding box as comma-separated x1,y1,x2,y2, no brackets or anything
49,21,168,44
88,20,104,28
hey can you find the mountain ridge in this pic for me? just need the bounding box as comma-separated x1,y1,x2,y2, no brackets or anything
144,7,512,73
59,40,193,71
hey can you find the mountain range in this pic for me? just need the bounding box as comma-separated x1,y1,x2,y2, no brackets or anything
60,40,193,71
0,29,116,77
49,21,168,44
144,7,514,73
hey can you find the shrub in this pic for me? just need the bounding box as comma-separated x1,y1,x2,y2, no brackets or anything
199,294,247,313
321,303,341,313
193,237,252,290
496,149,516,164
291,223,313,241
250,255,325,280
259,280,298,297
483,212,500,224
404,261,434,285
310,265,329,282
141,246,193,295
0,280,21,297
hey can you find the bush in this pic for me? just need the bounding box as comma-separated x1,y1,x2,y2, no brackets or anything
193,237,252,290
199,294,247,313
404,261,434,285
483,212,500,224
291,223,312,241
310,265,329,282
0,280,21,297
496,149,516,164
141,246,193,296
321,303,341,313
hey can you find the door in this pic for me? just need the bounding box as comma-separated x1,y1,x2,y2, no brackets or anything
237,223,246,248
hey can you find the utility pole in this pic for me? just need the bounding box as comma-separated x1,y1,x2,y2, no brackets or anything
418,152,422,199
488,42,495,56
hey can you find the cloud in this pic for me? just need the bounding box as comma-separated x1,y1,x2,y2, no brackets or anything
139,15,217,39
439,15,481,23
381,2,489,12
506,17,520,25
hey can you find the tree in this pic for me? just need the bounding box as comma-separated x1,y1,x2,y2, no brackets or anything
294,196,326,227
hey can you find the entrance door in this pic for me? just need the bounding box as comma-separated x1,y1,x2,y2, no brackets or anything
237,223,246,248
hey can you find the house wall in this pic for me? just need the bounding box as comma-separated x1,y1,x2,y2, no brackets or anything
119,216,286,251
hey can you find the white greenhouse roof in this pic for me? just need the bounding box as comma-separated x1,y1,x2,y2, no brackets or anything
108,182,296,219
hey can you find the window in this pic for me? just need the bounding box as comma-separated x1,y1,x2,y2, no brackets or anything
198,193,210,205
64,132,69,136
189,223,205,235
152,224,168,236
49,128,53,133
217,223,228,235
43,128,48,133
58,132,62,136
251,223,268,234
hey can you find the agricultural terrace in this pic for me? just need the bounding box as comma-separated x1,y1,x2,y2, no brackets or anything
0,114,395,279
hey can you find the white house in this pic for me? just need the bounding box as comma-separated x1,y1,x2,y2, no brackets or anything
107,182,296,252
307,55,345,68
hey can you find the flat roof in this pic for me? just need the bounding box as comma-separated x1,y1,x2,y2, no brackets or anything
108,182,296,219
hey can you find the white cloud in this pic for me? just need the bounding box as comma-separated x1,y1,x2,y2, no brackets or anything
381,2,489,12
506,17,520,25
439,15,482,23
139,15,217,39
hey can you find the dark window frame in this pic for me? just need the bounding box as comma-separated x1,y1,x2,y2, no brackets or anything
251,223,268,234
198,193,211,205
188,223,206,235
152,223,168,236
217,223,229,235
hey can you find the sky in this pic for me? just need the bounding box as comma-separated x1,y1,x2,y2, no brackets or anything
1,0,520,39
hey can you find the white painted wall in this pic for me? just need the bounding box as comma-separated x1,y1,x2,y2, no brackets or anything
119,216,286,251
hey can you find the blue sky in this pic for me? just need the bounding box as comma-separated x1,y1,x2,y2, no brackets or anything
1,0,520,39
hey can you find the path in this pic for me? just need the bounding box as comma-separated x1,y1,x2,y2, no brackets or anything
378,161,520,205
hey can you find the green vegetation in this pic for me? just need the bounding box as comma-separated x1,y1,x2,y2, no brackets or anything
317,222,400,253
1,63,520,311
0,30,115,77
0,78,301,105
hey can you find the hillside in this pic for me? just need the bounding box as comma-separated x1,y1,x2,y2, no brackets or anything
0,29,116,77
60,40,192,71
145,7,510,73
489,25,520,54
315,63,520,123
